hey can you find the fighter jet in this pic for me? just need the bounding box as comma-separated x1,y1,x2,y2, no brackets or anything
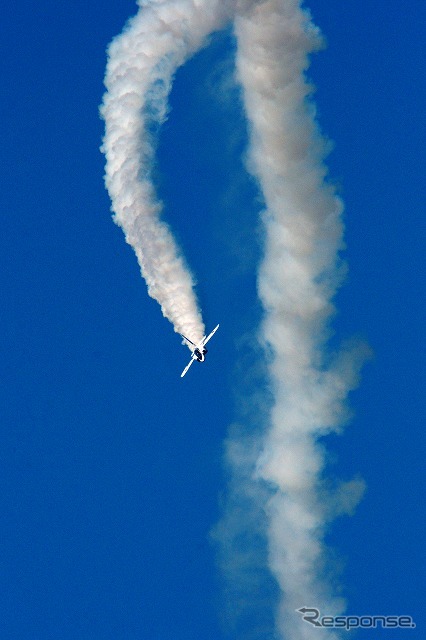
180,324,219,378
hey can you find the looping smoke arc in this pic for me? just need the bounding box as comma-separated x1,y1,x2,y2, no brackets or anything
101,1,367,638
101,0,233,343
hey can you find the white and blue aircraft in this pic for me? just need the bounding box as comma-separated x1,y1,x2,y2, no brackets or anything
180,324,219,378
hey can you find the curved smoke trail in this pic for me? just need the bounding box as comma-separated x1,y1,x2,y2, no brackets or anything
101,1,367,638
101,0,232,343
222,1,367,637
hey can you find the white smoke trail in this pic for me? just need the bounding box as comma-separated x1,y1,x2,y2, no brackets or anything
229,0,368,637
101,0,232,343
101,1,367,638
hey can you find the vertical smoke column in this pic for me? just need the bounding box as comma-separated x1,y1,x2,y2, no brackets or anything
234,0,365,637
101,0,230,342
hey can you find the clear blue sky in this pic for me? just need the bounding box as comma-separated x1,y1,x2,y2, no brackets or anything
1,1,424,638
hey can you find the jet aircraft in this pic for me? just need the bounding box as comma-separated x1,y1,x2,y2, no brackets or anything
180,324,219,378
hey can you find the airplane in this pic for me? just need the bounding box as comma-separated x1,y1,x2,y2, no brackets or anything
180,324,219,378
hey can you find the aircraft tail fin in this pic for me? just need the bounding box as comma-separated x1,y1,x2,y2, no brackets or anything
180,333,196,348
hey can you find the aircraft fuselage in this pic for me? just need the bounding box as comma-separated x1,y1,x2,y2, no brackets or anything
180,324,219,377
194,347,207,362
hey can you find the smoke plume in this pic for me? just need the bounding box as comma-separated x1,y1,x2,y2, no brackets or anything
221,1,367,637
102,1,367,638
101,0,232,343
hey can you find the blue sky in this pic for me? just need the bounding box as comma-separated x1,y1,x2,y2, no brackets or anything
1,1,424,638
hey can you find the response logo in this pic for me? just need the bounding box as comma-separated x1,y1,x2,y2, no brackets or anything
296,607,416,631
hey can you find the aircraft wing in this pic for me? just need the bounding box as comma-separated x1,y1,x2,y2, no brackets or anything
181,356,196,378
201,324,219,346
